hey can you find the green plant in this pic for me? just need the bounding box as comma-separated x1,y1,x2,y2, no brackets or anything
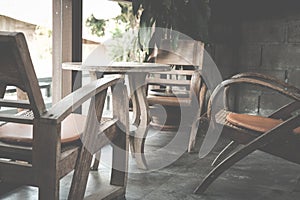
86,3,139,37
115,3,139,30
132,0,210,54
86,14,107,37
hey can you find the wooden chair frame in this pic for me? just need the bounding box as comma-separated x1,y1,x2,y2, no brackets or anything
146,41,207,152
0,32,129,200
194,72,300,194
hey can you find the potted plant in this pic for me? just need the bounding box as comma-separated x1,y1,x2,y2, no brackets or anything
130,0,211,135
131,0,211,60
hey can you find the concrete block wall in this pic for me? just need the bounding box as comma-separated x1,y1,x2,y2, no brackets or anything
206,23,239,80
236,14,300,115
208,0,300,115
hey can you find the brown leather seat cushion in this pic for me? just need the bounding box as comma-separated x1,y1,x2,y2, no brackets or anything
226,113,300,134
0,113,86,146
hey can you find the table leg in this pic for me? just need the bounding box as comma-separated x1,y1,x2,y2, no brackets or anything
128,73,150,170
129,77,141,126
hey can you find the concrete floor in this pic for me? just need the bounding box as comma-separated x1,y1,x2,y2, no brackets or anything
2,128,300,200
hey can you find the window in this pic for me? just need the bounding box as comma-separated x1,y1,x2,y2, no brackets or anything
0,0,52,112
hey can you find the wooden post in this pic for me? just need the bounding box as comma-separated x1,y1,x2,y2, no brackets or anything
52,0,73,103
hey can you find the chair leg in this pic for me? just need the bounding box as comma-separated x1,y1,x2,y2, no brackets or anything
39,174,59,200
68,147,93,200
188,117,200,152
111,127,129,187
129,134,136,158
90,150,101,171
194,141,258,194
195,114,299,194
188,116,209,152
188,83,207,152
188,84,207,153
211,141,240,167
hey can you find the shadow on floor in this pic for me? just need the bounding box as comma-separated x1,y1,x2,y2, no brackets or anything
2,128,300,200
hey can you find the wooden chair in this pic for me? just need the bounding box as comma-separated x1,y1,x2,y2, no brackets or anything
0,32,129,200
146,40,207,152
194,72,300,194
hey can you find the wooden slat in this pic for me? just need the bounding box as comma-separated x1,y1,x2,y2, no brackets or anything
58,147,80,178
13,33,46,117
0,141,32,161
0,99,31,109
150,70,195,76
0,114,33,124
0,160,35,186
99,118,118,134
147,96,191,106
88,119,119,155
146,78,190,86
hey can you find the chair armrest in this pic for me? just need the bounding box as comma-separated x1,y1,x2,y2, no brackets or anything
40,75,123,124
269,101,300,119
207,74,300,120
249,114,300,148
231,72,300,94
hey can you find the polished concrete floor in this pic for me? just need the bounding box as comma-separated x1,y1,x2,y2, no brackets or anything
2,128,300,200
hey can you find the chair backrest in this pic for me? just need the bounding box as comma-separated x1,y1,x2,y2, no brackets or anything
146,39,205,101
0,32,46,118
156,39,204,68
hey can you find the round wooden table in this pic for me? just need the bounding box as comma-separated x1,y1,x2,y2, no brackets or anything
62,62,171,169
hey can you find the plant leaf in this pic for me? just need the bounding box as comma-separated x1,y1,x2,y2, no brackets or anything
132,0,141,16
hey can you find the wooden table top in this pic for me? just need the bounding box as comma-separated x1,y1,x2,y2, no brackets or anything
62,62,171,73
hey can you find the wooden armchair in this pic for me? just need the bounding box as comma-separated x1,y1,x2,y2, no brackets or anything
0,32,129,200
147,68,207,152
146,41,207,152
194,72,300,194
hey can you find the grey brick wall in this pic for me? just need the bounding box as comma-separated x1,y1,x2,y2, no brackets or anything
206,23,239,80
236,14,300,115
208,5,300,115
241,19,286,44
